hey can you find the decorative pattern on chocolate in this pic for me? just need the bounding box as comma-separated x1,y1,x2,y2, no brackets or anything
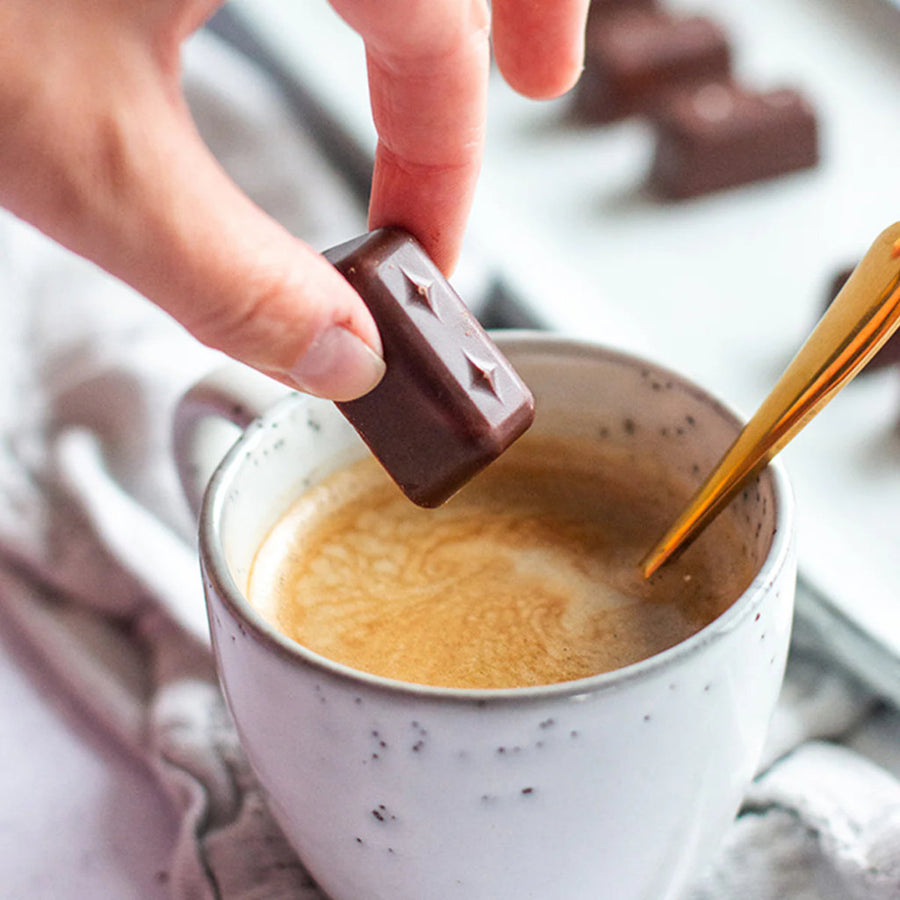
574,10,731,123
325,229,535,507
648,82,819,198
465,353,499,397
401,268,438,315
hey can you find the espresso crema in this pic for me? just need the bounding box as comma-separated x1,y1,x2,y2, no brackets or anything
247,436,757,689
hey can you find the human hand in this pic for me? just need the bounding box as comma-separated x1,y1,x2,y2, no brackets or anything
0,0,588,400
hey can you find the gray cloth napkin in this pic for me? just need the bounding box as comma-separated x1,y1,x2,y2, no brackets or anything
2,28,899,900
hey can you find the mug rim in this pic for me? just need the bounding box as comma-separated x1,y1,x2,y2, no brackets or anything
199,333,795,704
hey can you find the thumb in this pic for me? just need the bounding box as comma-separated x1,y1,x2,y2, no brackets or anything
3,35,384,402
117,116,387,401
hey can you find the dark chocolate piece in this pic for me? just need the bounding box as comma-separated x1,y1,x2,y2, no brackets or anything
827,267,855,304
825,265,900,371
586,0,657,23
325,229,535,507
648,82,819,198
574,10,731,123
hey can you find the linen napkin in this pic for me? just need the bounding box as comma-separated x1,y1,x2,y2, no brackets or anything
2,26,900,900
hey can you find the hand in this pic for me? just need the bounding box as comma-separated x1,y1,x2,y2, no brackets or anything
0,0,589,400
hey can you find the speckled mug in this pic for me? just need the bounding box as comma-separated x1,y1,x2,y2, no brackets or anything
176,334,796,900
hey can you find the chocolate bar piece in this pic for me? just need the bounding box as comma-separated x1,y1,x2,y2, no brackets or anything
827,267,855,306
648,82,819,198
325,229,535,507
574,10,731,123
825,266,900,371
586,0,657,22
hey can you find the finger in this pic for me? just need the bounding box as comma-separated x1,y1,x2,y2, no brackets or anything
1,29,384,401
131,121,386,402
331,0,491,275
490,0,591,100
141,0,225,49
104,110,386,401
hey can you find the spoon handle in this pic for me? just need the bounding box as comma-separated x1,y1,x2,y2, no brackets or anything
642,222,900,579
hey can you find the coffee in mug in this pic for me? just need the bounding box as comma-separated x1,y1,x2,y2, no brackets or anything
179,335,796,900
248,433,758,688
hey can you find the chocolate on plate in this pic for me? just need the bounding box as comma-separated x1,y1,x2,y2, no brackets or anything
648,82,819,198
574,9,731,123
824,265,900,371
325,229,535,507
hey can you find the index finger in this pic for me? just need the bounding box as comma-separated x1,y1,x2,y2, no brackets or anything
331,0,491,275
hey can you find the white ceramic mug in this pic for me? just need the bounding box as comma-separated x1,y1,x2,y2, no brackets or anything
176,334,797,900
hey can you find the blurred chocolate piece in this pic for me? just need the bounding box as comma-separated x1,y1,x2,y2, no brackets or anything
325,229,535,507
828,266,855,303
574,9,731,123
649,82,819,198
587,0,657,22
825,265,900,371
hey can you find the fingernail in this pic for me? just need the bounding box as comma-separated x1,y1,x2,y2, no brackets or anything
288,326,385,401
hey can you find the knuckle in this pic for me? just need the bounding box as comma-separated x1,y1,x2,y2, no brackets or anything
185,263,316,368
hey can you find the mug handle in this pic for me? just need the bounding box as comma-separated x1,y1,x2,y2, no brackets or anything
173,364,290,518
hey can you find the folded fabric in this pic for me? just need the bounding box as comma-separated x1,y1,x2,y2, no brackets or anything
689,739,900,900
2,26,900,900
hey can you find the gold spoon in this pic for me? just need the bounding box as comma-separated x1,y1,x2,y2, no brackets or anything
641,222,900,579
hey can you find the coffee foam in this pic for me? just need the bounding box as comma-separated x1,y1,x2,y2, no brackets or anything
248,436,756,688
